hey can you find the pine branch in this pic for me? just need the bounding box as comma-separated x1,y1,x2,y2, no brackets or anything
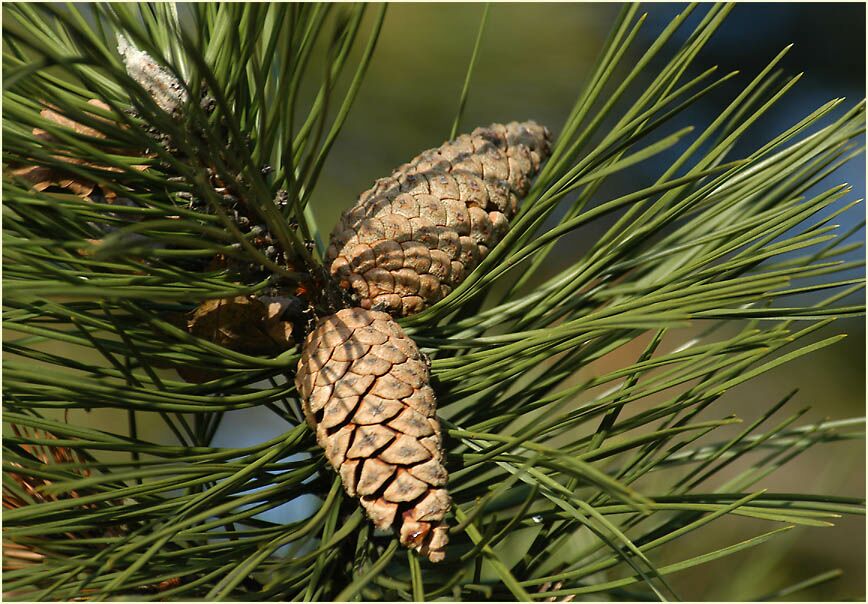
3,2,864,601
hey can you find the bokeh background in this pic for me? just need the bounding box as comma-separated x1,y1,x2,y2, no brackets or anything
16,3,865,600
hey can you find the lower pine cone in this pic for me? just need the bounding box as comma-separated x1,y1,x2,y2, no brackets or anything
295,308,450,562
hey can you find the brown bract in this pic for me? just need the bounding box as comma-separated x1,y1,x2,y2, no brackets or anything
2,426,181,597
2,429,75,591
176,295,296,383
10,99,149,201
327,121,551,316
3,425,126,575
295,308,451,562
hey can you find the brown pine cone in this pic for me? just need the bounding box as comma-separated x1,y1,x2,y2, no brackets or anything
295,308,450,562
327,121,552,316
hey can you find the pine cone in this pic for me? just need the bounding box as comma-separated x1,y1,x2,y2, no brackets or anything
327,121,552,316
295,308,450,562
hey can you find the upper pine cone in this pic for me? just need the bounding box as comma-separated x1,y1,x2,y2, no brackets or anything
327,121,552,316
295,308,450,562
